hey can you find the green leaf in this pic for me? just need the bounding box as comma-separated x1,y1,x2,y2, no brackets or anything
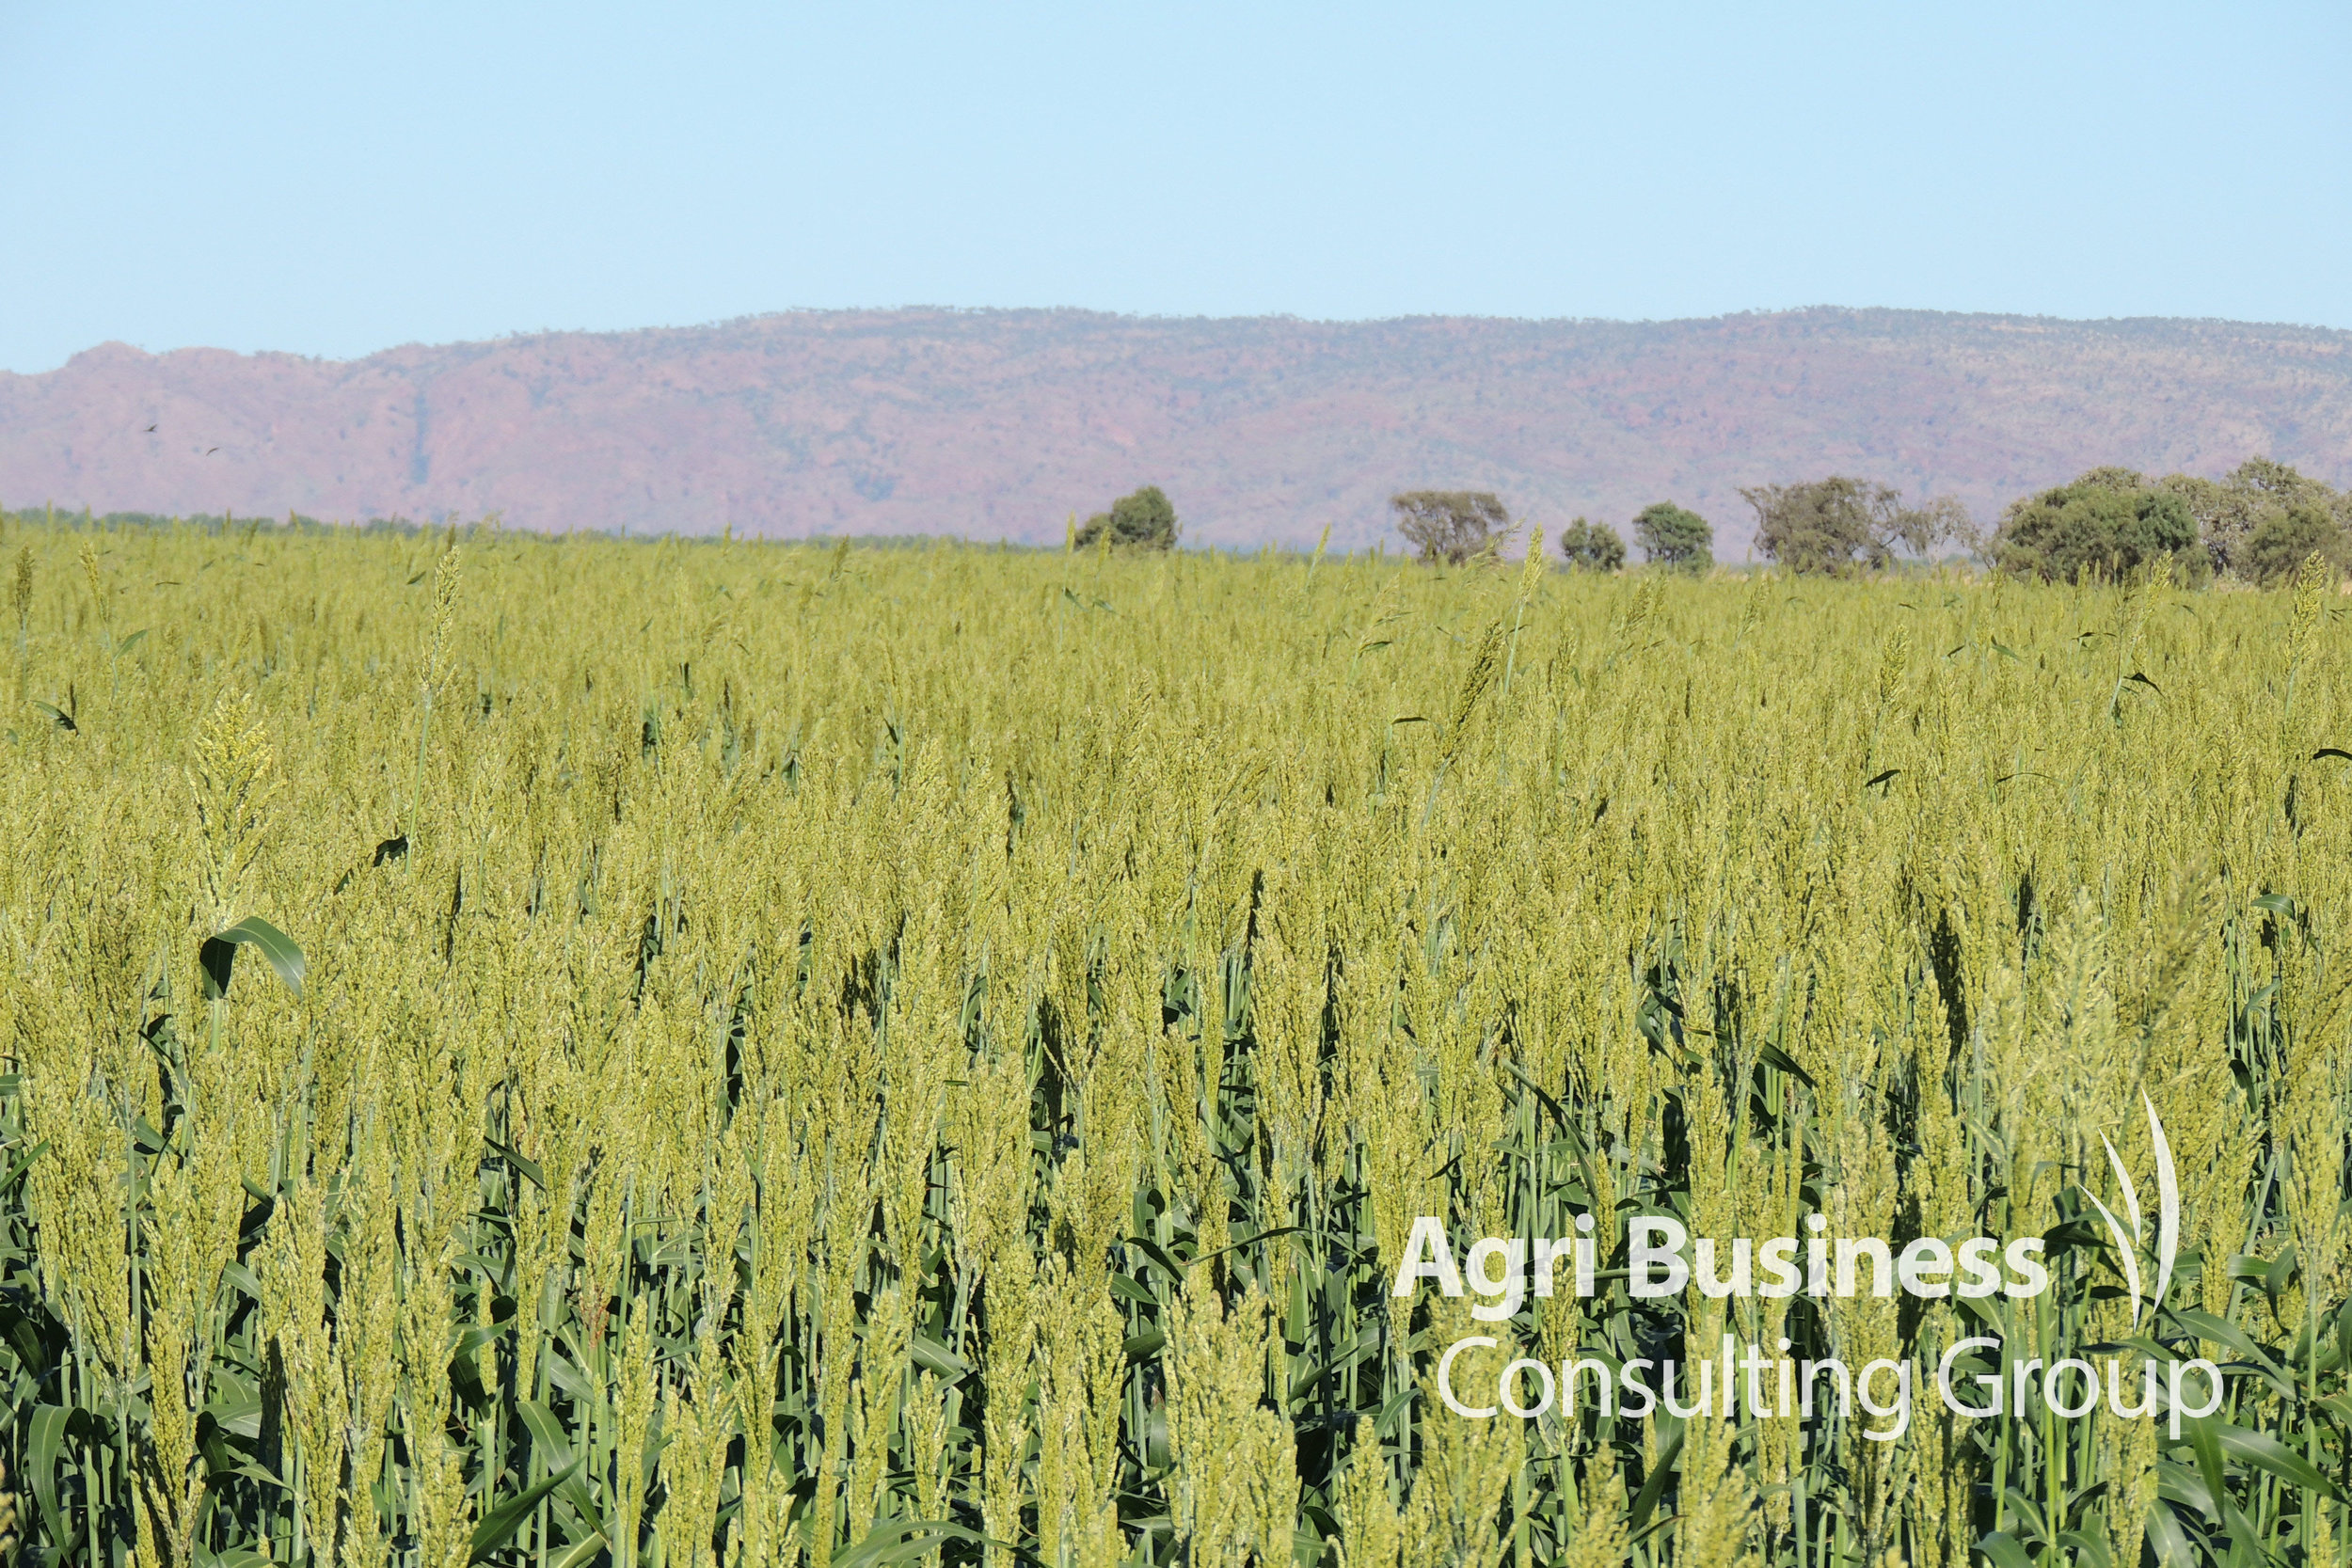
484,1134,545,1190
3,1135,52,1191
201,1549,276,1568
1181,1225,1302,1270
909,1332,971,1382
2222,1501,2265,1568
2186,1418,2228,1526
517,1401,605,1531
2264,1245,2298,1315
2060,1531,2114,1568
116,627,150,654
453,1321,511,1362
2143,1500,2201,1568
2210,1418,2339,1499
516,1400,576,1467
1754,1038,1817,1088
542,1351,598,1405
2169,1311,2276,1376
2154,1462,2217,1522
1288,1324,1384,1402
1626,1512,1681,1550
200,915,307,999
1626,1423,1684,1536
469,1456,583,1563
1119,1231,1186,1283
1973,1532,2034,1568
1372,1382,1418,1439
28,1404,72,1537
2003,1489,2051,1544
205,1385,263,1440
831,1519,1032,1568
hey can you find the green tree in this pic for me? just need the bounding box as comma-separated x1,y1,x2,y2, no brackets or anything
1557,516,1626,572
1991,469,2204,584
2157,457,2346,578
1630,502,1712,572
2242,501,2350,586
1074,485,1179,550
1391,490,1510,565
1742,478,1968,576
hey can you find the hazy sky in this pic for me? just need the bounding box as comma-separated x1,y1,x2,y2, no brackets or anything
4,2,2347,372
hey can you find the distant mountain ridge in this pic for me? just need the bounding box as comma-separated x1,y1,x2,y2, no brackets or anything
5,307,2349,554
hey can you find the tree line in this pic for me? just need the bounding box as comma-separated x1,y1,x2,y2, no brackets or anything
32,464,2329,584
1385,455,2352,584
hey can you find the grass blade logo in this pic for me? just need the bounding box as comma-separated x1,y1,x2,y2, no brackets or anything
2079,1092,2180,1325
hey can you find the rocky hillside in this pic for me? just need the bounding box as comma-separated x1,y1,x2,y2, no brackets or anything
6,307,2349,552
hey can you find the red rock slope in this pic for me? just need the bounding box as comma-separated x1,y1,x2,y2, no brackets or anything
5,307,2348,552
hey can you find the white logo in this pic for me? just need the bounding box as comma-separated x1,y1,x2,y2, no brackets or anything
2079,1092,2180,1326
1408,1091,2213,1430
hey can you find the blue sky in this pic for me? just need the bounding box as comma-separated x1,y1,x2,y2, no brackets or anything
3,2,2346,372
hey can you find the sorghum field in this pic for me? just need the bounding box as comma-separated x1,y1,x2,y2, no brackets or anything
2,515,2349,1568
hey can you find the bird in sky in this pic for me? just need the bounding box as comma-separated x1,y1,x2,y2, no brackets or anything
206,447,221,455
143,423,157,433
